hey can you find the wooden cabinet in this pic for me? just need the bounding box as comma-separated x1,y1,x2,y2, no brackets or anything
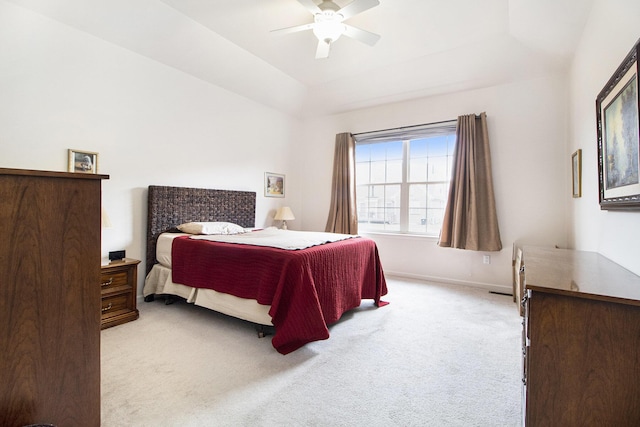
101,258,140,329
0,168,108,427
522,246,640,426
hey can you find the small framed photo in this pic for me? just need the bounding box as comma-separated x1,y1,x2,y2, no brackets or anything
264,172,285,198
596,38,640,210
68,149,98,174
572,149,582,198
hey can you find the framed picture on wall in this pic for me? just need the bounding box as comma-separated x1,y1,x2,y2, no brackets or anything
595,38,640,210
68,149,99,174
264,172,285,198
572,149,582,198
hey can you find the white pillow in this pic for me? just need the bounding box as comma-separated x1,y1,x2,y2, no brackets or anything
177,221,246,235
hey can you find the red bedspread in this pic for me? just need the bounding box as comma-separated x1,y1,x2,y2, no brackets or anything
171,235,387,354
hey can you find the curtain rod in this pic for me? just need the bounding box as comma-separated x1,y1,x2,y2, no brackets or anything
352,118,458,137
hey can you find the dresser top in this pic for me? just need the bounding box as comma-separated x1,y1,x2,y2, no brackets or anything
524,246,640,305
0,167,109,180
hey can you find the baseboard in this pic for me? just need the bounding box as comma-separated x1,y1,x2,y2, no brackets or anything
384,271,513,295
136,274,514,303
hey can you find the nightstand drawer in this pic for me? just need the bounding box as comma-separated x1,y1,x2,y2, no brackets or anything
101,292,132,317
100,270,130,292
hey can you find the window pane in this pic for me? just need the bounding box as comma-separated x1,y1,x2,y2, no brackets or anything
409,184,427,209
448,135,456,154
355,144,371,162
428,136,450,156
408,208,427,233
383,185,401,231
357,184,400,231
426,208,444,234
387,159,402,183
408,184,427,232
356,161,370,185
356,184,370,221
410,138,429,157
385,184,401,206
369,141,402,161
370,161,386,183
385,141,403,160
409,157,427,182
408,139,427,182
428,156,449,182
357,185,385,224
370,143,387,161
428,183,448,209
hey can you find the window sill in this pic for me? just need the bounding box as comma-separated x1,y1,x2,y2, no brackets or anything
359,231,439,241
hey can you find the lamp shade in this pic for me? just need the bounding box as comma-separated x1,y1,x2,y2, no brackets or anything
274,206,295,221
101,207,113,228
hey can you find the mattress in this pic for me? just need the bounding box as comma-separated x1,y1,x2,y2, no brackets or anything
144,233,272,325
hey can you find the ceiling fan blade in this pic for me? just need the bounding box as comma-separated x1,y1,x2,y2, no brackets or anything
338,0,380,20
297,0,322,15
315,40,331,59
343,24,380,46
271,23,315,35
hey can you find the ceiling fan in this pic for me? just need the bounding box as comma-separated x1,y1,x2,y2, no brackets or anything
272,0,381,59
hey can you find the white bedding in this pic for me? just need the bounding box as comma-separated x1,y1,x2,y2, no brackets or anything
155,232,188,267
190,227,356,250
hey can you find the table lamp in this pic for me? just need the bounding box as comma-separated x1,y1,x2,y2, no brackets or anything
274,206,295,230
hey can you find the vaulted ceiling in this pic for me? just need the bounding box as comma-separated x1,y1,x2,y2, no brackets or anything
8,0,594,117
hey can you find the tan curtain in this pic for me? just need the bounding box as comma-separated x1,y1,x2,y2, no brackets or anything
325,132,358,234
438,113,502,251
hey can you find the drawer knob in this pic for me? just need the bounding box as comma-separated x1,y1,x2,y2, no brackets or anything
101,278,113,287
102,303,113,313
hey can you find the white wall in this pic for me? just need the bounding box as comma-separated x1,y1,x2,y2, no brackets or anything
301,75,569,292
4,0,637,297
568,0,640,275
0,2,303,293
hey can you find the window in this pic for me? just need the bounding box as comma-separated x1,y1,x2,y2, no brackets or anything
355,121,457,235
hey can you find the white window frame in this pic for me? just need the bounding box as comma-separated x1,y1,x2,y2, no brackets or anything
354,120,457,236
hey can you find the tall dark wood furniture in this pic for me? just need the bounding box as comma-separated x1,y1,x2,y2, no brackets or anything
522,246,640,426
0,168,108,427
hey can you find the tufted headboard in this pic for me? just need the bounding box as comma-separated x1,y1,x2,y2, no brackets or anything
145,185,256,274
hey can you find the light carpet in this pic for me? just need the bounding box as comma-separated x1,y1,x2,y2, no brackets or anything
101,277,522,426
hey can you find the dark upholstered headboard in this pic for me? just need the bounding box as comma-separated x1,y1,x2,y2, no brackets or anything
146,185,256,274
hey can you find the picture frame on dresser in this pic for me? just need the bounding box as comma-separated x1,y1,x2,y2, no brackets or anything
595,37,640,210
68,149,99,174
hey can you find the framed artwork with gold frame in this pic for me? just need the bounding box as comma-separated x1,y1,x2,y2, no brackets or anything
595,38,640,210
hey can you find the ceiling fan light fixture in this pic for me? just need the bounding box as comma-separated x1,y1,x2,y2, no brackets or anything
272,0,381,58
313,21,345,44
313,10,345,44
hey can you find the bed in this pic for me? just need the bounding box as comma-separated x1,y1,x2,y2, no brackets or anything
143,185,388,354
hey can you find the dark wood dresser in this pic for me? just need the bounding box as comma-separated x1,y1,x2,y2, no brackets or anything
0,168,108,427
522,246,640,426
101,258,140,329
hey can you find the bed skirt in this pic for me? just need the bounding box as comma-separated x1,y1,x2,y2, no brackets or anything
144,264,273,326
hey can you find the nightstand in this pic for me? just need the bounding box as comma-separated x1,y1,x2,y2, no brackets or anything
100,258,140,329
